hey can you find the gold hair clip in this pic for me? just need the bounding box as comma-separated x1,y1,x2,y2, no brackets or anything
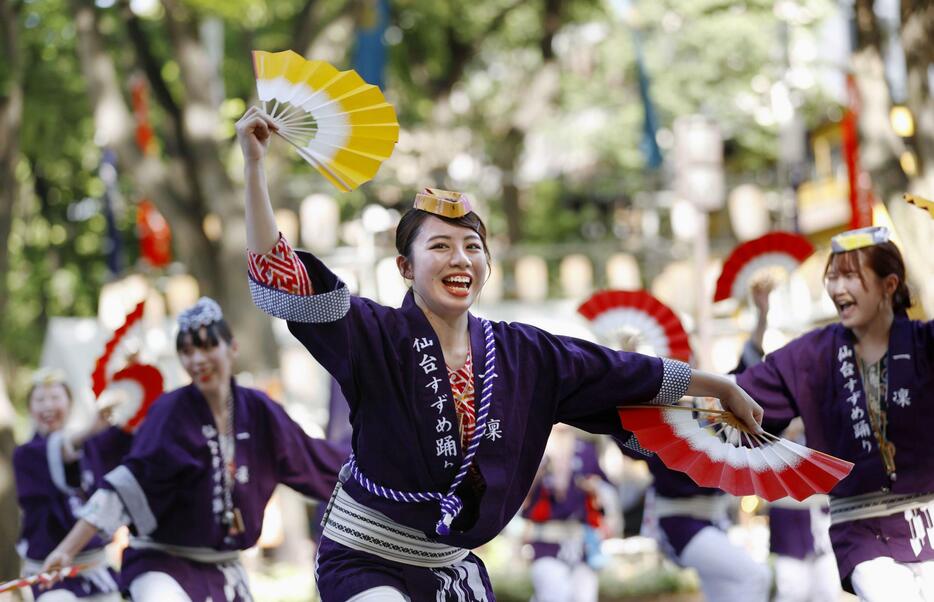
413,188,474,219
31,367,67,387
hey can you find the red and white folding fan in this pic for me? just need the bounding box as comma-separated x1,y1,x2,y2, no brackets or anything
91,301,164,433
617,405,853,500
578,290,691,362
713,232,815,303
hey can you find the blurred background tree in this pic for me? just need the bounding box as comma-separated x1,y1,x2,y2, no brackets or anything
2,0,932,392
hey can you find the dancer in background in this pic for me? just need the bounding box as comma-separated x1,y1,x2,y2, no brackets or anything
236,106,763,600
769,419,841,602
14,369,131,601
732,279,841,602
522,426,613,602
737,226,934,601
42,298,345,602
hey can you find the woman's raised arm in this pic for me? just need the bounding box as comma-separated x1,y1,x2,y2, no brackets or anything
236,106,279,255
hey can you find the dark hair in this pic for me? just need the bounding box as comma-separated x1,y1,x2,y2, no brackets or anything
175,320,234,351
824,241,912,314
394,209,491,262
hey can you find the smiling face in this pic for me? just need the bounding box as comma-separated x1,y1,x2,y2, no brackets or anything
176,324,238,399
28,382,71,436
397,215,489,320
824,251,898,330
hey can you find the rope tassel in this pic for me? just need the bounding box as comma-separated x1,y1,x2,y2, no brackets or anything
435,494,464,536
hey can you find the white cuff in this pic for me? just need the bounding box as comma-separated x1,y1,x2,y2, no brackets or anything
104,465,158,536
249,276,350,323
653,358,692,405
46,432,78,495
78,489,131,537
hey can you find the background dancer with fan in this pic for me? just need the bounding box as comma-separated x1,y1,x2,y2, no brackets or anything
735,280,841,602
578,288,771,602
735,226,934,601
521,426,615,602
14,369,132,601
41,297,345,602
236,103,765,601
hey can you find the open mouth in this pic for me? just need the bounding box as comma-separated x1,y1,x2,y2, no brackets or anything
836,300,856,318
442,275,472,297
37,411,62,429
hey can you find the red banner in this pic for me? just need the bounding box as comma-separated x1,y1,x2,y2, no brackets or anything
842,75,874,228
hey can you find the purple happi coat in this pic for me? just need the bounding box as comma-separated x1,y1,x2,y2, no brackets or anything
736,317,934,582
250,251,688,600
102,382,344,600
14,427,132,598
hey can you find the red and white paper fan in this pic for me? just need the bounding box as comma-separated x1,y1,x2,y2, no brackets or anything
617,405,853,500
578,290,691,362
91,301,164,433
713,232,815,303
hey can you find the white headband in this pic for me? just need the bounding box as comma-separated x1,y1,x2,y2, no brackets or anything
177,297,224,332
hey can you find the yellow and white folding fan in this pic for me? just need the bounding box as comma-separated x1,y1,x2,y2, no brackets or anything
252,50,400,192
904,193,934,219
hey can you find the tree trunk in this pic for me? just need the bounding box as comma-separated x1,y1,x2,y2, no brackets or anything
0,0,23,580
161,0,278,369
0,0,23,344
71,0,278,368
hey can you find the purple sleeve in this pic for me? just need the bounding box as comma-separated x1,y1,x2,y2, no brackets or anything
12,440,55,503
83,427,134,491
541,332,690,435
922,320,934,361
101,398,197,536
735,343,800,432
249,250,376,407
265,400,344,501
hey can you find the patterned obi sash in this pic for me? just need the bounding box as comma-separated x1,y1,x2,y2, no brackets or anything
127,537,240,564
653,493,731,522
321,482,470,568
829,491,934,525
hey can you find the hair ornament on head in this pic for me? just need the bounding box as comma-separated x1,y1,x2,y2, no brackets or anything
831,226,890,254
413,188,474,219
177,297,224,332
31,367,67,387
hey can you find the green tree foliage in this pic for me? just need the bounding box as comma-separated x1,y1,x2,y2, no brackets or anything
4,0,852,381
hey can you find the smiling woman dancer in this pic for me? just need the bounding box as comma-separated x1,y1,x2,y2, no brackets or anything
236,106,764,601
15,369,131,602
735,226,934,602
41,298,345,601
